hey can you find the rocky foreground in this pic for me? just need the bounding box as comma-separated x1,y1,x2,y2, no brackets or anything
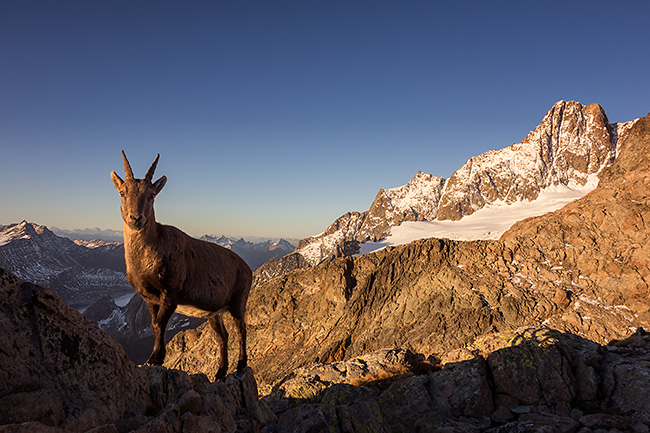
265,328,650,433
0,268,273,433
2,267,650,432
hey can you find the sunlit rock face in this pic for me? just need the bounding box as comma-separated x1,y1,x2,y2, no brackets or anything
261,328,650,432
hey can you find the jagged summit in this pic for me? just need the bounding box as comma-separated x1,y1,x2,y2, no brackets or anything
374,170,446,223
292,100,636,266
0,220,54,245
270,238,294,251
437,100,617,220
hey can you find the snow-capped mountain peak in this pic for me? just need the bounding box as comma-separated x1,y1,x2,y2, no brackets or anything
0,221,131,309
293,100,635,266
436,100,616,220
0,221,53,246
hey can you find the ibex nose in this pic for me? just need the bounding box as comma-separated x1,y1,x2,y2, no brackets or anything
130,215,143,224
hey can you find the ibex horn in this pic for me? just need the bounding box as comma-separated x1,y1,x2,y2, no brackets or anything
144,154,160,183
121,150,134,180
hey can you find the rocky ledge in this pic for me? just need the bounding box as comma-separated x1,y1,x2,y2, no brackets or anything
262,328,650,433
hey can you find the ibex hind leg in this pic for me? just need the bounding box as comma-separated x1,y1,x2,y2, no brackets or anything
208,315,229,380
231,270,251,375
230,305,248,374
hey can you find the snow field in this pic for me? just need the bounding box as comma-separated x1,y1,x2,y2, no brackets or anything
357,176,598,256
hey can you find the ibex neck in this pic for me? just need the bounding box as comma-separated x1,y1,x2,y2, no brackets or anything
123,218,159,250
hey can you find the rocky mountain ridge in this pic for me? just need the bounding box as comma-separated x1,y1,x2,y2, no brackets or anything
165,111,650,394
292,101,638,266
262,328,650,433
0,268,272,432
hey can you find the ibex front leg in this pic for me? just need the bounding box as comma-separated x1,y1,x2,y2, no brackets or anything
145,299,176,365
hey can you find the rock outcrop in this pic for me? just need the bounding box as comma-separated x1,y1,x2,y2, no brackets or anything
261,327,650,433
0,267,272,432
0,267,148,430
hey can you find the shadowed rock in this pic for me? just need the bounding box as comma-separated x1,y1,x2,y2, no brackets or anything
0,268,148,431
0,267,273,432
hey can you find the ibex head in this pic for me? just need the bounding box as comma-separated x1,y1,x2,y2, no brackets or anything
111,151,167,230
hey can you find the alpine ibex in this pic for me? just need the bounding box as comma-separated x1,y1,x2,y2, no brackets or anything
110,151,252,379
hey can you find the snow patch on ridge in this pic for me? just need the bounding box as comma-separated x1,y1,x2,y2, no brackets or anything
357,175,599,256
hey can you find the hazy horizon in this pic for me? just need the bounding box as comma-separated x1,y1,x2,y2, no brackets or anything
0,221,300,245
2,1,649,239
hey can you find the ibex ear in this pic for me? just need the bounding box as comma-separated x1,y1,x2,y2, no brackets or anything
153,176,167,195
111,171,124,191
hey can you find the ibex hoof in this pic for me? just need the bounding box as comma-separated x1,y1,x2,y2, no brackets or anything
145,352,165,366
215,367,228,381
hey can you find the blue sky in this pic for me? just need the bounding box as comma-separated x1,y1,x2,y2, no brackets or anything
1,1,649,239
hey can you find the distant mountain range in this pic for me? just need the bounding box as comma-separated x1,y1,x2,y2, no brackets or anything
200,234,295,270
52,226,125,242
0,221,131,310
0,220,297,363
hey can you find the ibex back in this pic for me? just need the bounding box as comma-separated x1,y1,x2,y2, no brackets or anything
111,151,252,379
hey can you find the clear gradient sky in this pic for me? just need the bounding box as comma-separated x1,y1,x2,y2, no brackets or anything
1,1,649,239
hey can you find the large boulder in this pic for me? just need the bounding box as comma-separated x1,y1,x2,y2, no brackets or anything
0,267,148,431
